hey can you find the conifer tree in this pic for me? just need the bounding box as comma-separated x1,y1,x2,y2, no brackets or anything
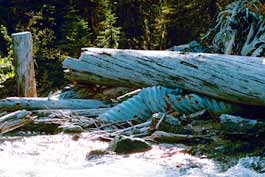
96,0,121,48
56,1,92,57
153,0,176,49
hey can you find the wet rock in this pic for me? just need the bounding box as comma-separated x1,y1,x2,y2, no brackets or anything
220,114,265,135
150,113,192,134
108,135,152,154
72,134,81,141
59,124,83,133
191,119,219,135
239,156,265,173
85,149,110,160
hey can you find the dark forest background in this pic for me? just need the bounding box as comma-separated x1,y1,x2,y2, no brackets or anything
0,0,234,95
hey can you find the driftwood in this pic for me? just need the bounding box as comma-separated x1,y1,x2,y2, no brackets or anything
12,32,37,97
98,86,241,123
0,97,109,111
32,108,109,117
149,131,212,143
112,120,151,136
53,84,131,101
0,111,7,117
116,89,142,102
0,110,31,123
0,110,33,134
149,131,197,143
63,48,265,106
64,70,129,87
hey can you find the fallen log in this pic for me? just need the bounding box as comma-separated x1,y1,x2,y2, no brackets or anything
0,111,7,117
0,110,31,123
32,108,109,117
112,120,151,136
0,110,33,134
64,70,131,87
0,97,109,111
149,131,207,143
98,86,241,123
63,48,265,106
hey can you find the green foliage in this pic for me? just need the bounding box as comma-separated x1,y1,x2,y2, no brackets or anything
57,4,92,57
16,8,66,96
204,0,265,56
96,0,121,48
0,0,244,95
0,25,14,83
153,1,176,49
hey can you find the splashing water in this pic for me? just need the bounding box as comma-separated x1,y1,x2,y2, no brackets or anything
0,133,264,177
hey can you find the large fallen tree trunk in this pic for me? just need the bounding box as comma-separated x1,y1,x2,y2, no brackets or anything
0,97,109,111
63,48,265,106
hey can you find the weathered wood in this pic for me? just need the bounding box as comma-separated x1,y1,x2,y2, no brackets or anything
0,110,33,134
0,110,31,123
116,89,142,102
112,120,151,136
32,108,109,117
0,111,7,117
63,48,265,106
0,97,109,111
0,118,34,134
12,32,37,97
149,131,210,143
64,69,134,87
150,131,196,143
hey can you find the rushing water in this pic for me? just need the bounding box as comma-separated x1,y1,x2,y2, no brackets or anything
0,133,264,177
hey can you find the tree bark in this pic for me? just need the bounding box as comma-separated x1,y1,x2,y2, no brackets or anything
63,48,265,106
0,97,109,111
12,32,37,97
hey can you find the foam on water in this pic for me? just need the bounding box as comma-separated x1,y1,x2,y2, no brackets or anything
0,133,264,177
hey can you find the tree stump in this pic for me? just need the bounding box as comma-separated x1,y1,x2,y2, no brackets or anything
12,32,37,97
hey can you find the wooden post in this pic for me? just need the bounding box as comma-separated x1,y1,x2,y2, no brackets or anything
12,32,37,97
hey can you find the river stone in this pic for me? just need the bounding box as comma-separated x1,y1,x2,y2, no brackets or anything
220,114,263,135
59,124,83,133
151,113,192,134
108,135,152,154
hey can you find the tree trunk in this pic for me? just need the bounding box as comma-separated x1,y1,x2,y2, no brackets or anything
12,32,37,97
63,48,265,106
0,97,109,111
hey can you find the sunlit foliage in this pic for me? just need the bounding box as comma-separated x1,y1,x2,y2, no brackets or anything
204,0,265,56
